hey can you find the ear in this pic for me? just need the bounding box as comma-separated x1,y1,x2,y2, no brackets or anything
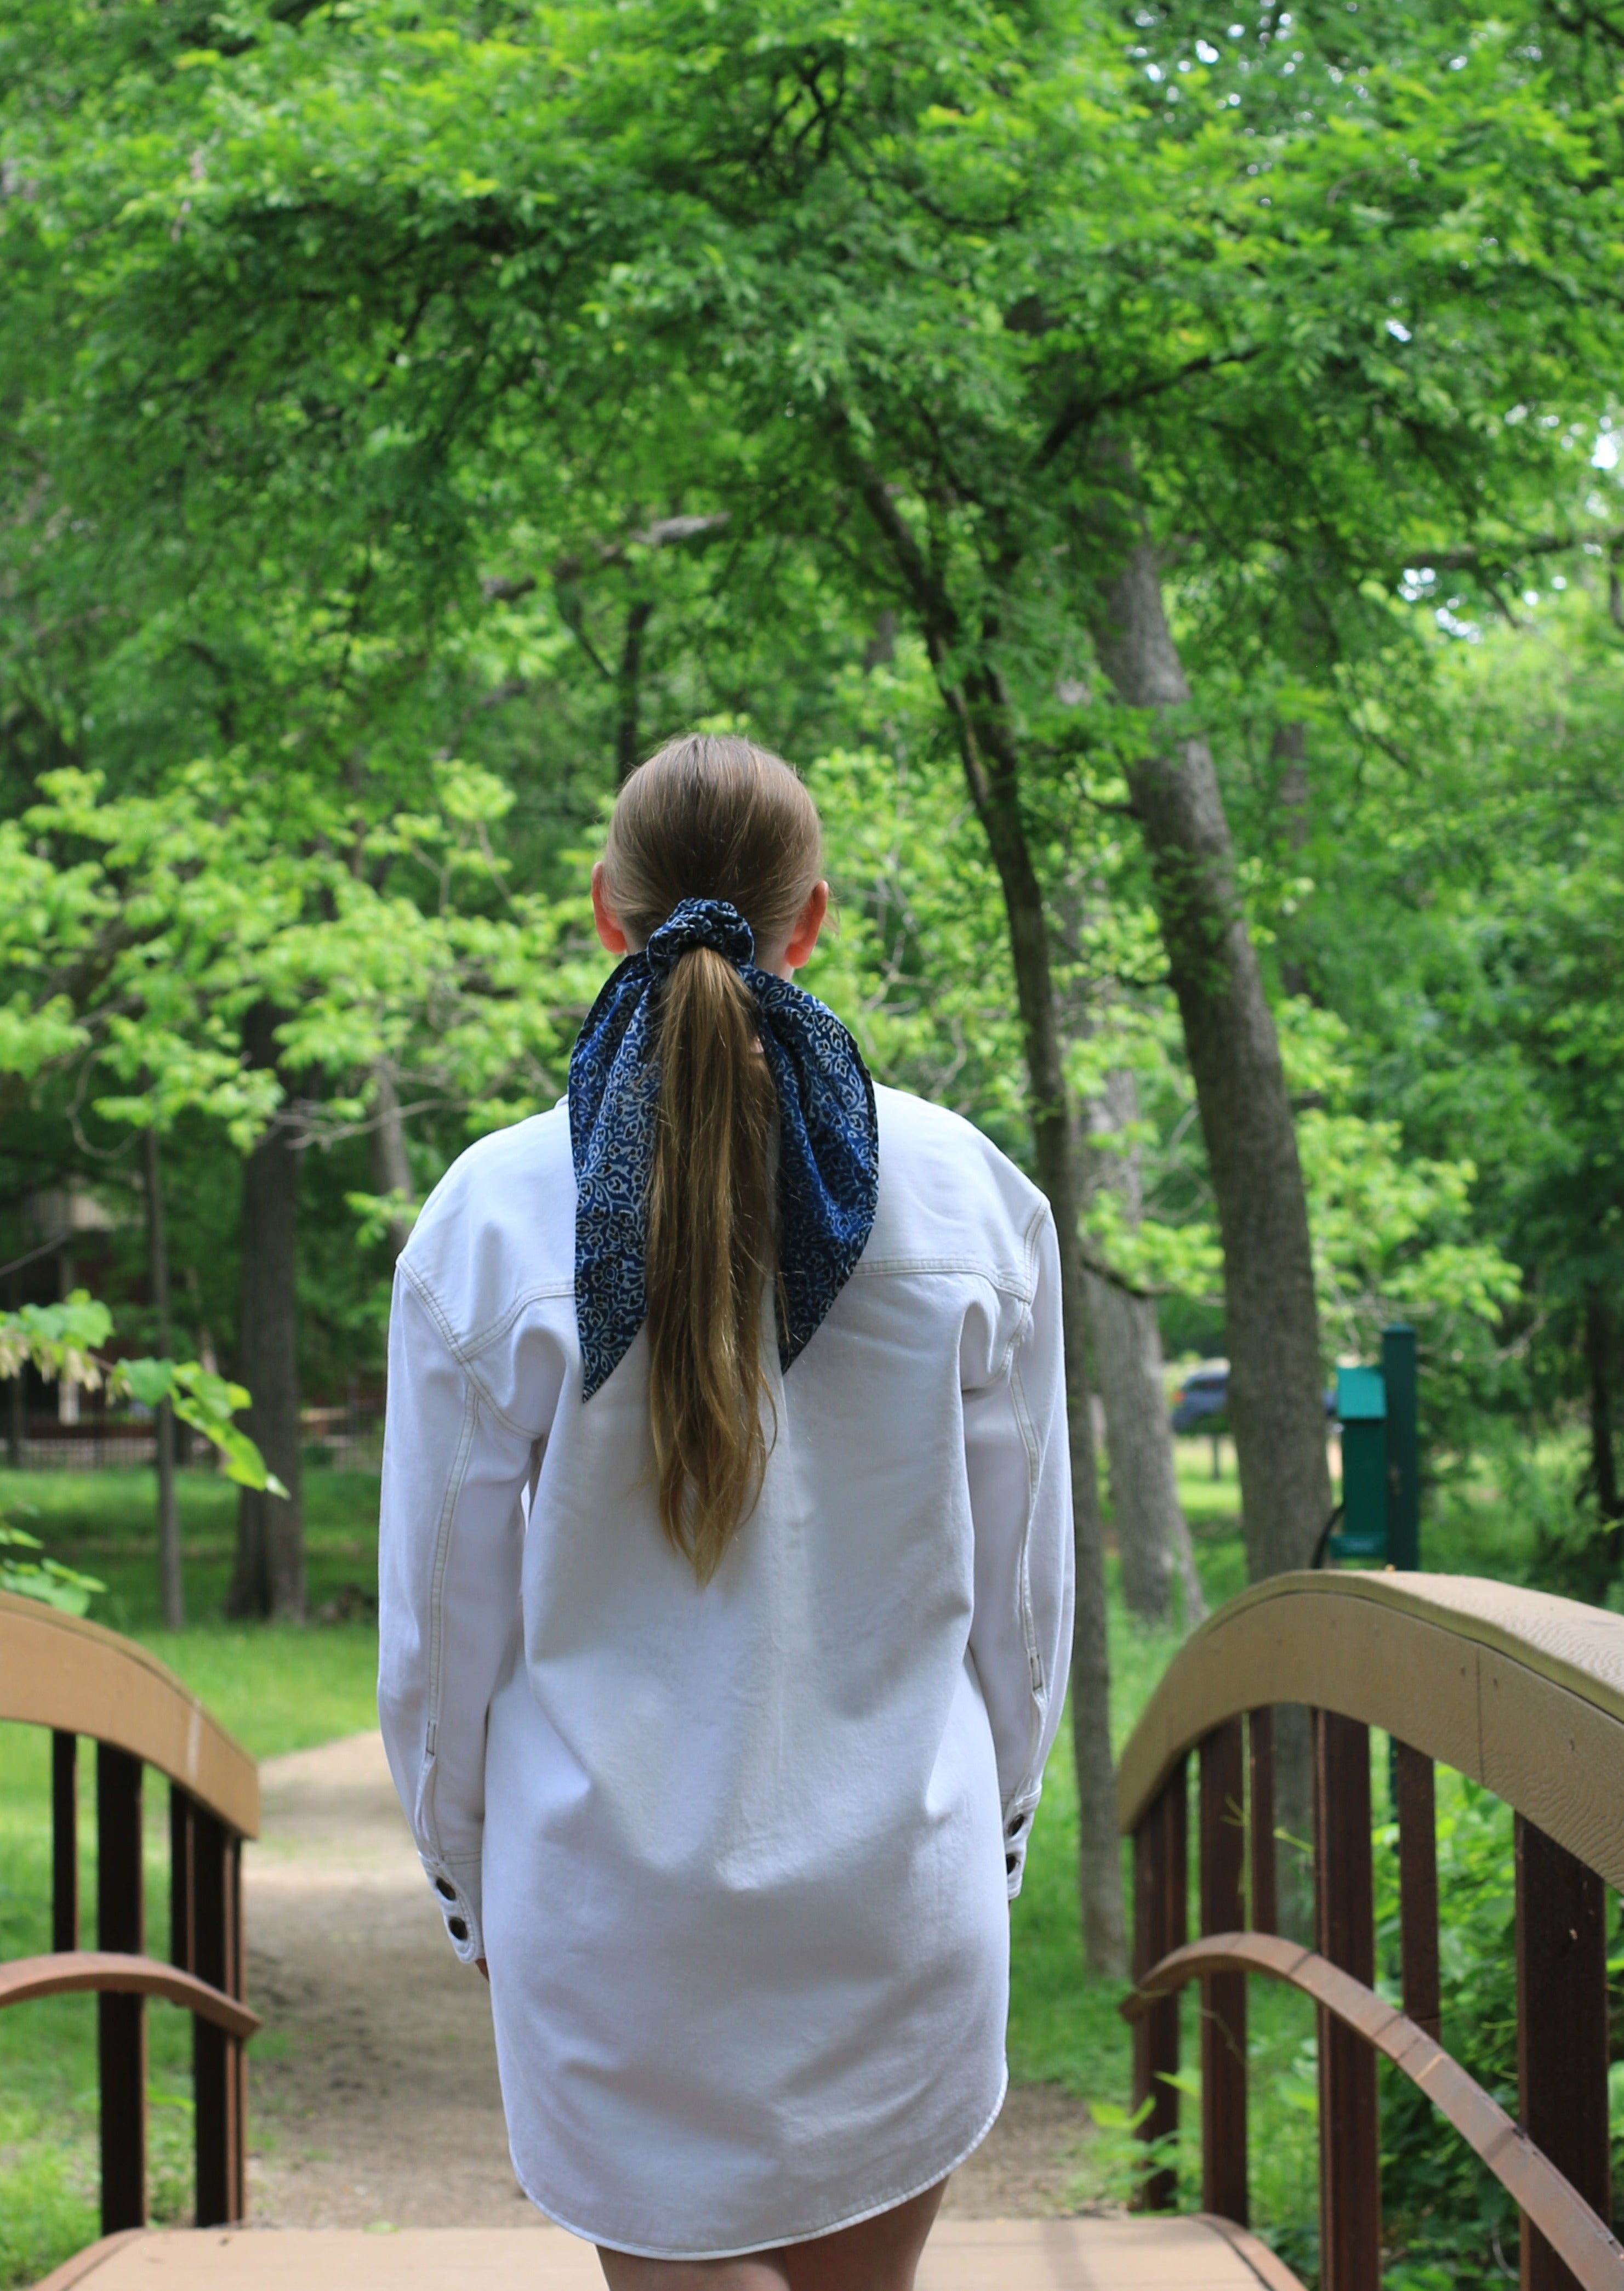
782,880,829,973
592,862,629,957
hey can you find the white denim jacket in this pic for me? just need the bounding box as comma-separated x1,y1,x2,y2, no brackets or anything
377,1082,1074,2260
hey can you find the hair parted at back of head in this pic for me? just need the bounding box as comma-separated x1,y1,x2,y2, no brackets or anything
602,735,824,1581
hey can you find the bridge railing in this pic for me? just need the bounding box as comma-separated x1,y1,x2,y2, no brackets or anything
1118,1570,1624,2291
0,1589,261,2235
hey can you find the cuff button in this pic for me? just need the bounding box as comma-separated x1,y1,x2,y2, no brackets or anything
448,1916,469,1941
435,1878,457,1900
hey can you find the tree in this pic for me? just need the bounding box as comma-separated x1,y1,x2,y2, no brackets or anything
1084,1068,1204,1626
143,1126,183,1629
4,0,1620,1957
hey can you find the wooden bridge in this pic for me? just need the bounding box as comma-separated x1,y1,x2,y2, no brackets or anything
6,1571,1624,2290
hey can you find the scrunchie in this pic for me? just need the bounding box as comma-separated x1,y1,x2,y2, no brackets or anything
569,897,880,1400
644,897,756,976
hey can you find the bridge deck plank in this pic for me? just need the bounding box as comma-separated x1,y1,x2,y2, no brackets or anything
35,2221,1301,2291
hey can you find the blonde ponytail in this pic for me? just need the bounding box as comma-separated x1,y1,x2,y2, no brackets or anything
646,948,777,1578
602,735,823,1579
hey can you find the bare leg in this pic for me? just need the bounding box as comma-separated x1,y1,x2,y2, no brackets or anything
597,2178,947,2291
597,2254,790,2291
782,2179,948,2291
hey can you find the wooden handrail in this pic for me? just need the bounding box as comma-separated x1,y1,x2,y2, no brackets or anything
0,1590,259,1837
1117,1571,1624,1889
0,1950,260,2042
1125,1931,1624,2291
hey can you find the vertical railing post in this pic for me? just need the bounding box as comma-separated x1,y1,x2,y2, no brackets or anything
192,1803,248,2225
1313,1710,1380,2291
1516,1815,1610,2290
96,1743,146,2236
1199,1718,1248,2225
52,1731,78,1952
1133,1757,1187,2212
1248,1708,1277,1936
170,1783,197,1974
1394,1742,1440,2042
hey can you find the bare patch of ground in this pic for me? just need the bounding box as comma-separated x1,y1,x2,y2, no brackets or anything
244,1733,1095,2232
937,2084,1093,2221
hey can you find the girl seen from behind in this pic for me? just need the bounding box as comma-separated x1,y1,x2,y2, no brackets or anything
379,735,1074,2290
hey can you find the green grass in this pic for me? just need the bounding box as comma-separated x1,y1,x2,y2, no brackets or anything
0,1443,1552,2286
0,1722,201,2286
3,1465,384,1646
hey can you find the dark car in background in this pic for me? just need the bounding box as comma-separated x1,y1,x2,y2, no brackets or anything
1169,1362,1337,1433
1171,1362,1230,1435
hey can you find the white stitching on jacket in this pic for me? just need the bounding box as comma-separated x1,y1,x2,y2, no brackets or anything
418,1372,479,1863
1002,1204,1053,1829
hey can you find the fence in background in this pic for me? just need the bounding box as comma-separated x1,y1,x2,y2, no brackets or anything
5,1407,383,1473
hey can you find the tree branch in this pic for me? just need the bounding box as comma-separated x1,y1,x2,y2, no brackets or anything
1034,348,1263,471
1406,523,1624,575
481,512,733,604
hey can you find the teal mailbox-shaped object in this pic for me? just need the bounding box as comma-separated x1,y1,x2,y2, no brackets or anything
1334,1364,1388,1560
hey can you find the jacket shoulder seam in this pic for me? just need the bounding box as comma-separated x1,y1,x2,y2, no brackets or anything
400,1260,575,1358
396,1262,566,1436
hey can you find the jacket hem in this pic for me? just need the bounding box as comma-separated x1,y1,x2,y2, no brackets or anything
511,2062,1010,2262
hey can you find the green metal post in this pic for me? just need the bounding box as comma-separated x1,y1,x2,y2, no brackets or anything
1334,1365,1388,1561
1382,1323,1420,1570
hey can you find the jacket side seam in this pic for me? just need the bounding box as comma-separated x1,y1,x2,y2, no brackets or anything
1003,1224,1051,1819
1006,1325,1048,1794
995,1207,1050,1382
417,1373,480,1860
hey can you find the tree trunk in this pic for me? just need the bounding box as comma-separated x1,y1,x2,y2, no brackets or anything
144,1129,184,1632
960,762,1121,1970
369,1066,417,1263
1584,1291,1623,1568
1086,516,1330,1936
1274,722,1309,851
853,465,1126,1973
1273,724,1311,999
616,599,655,782
1089,541,1333,1584
5,1274,25,1468
1084,1073,1204,1628
226,1005,305,1621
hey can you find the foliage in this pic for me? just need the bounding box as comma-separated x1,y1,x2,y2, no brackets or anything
0,1516,103,1614
1375,1773,1523,2287
0,0,1621,1534
0,1292,278,1496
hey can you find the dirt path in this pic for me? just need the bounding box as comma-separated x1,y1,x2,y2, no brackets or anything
244,1733,1096,2232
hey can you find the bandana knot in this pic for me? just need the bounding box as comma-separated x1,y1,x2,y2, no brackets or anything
645,897,755,977
568,917,880,1401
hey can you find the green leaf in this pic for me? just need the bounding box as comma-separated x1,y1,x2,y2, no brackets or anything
122,1356,177,1407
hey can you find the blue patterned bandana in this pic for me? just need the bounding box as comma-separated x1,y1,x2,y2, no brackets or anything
569,897,880,1400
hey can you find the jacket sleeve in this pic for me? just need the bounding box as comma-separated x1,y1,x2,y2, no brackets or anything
377,1266,537,1964
964,1203,1076,1899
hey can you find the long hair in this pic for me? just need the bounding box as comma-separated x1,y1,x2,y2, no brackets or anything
602,735,823,1581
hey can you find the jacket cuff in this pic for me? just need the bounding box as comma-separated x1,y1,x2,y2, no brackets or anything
1004,1801,1038,1900
421,1851,484,1962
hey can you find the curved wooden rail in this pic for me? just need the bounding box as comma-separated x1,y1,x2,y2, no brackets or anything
0,1951,260,2042
0,1589,259,1837
1118,1570,1624,1887
1127,1934,1621,2291
1125,1931,1624,2291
